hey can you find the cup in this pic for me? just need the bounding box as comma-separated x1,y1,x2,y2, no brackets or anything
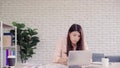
8,55,16,68
102,57,109,67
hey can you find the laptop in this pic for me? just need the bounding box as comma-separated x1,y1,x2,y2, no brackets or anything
68,50,92,68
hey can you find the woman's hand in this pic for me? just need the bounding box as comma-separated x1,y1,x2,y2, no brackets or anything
57,57,68,65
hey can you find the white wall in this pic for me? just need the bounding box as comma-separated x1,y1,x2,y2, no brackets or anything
0,0,120,64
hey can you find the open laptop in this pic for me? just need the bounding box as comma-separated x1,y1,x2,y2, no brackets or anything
68,50,92,68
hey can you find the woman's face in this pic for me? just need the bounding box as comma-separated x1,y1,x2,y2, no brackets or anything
69,31,80,45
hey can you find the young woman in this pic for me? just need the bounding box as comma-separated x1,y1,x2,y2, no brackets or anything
53,24,88,65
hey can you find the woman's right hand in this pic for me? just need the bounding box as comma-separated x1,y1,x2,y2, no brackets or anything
56,57,68,65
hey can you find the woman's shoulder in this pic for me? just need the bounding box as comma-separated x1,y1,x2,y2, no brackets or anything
57,37,67,43
55,37,67,47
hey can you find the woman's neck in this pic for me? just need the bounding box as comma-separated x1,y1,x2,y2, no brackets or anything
72,43,77,50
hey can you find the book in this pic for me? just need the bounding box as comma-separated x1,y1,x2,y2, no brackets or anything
3,33,13,47
6,49,9,66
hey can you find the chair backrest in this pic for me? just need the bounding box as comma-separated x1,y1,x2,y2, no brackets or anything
106,56,120,62
92,53,104,62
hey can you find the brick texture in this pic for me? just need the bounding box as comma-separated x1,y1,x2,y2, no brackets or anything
0,0,120,64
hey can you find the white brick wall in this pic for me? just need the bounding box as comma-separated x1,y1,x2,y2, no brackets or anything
0,0,120,64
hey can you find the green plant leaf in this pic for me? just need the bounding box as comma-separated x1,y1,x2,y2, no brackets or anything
12,22,25,29
11,22,40,63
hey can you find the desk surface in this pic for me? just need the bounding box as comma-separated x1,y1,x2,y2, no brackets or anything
86,62,120,68
15,62,120,68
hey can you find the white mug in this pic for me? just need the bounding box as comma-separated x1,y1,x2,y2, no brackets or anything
102,57,109,67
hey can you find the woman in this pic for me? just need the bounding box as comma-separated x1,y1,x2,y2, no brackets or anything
53,24,88,65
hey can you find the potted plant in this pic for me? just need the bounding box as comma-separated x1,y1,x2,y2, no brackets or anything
10,22,40,63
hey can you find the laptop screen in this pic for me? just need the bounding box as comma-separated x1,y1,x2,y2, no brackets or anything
68,50,92,67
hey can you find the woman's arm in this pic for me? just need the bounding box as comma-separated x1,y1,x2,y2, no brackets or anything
52,39,67,65
53,39,62,63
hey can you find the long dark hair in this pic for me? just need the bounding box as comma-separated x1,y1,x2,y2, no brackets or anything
66,24,85,56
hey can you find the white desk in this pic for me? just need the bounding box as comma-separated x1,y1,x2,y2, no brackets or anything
105,63,120,68
15,62,120,68
85,62,120,68
41,62,120,68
